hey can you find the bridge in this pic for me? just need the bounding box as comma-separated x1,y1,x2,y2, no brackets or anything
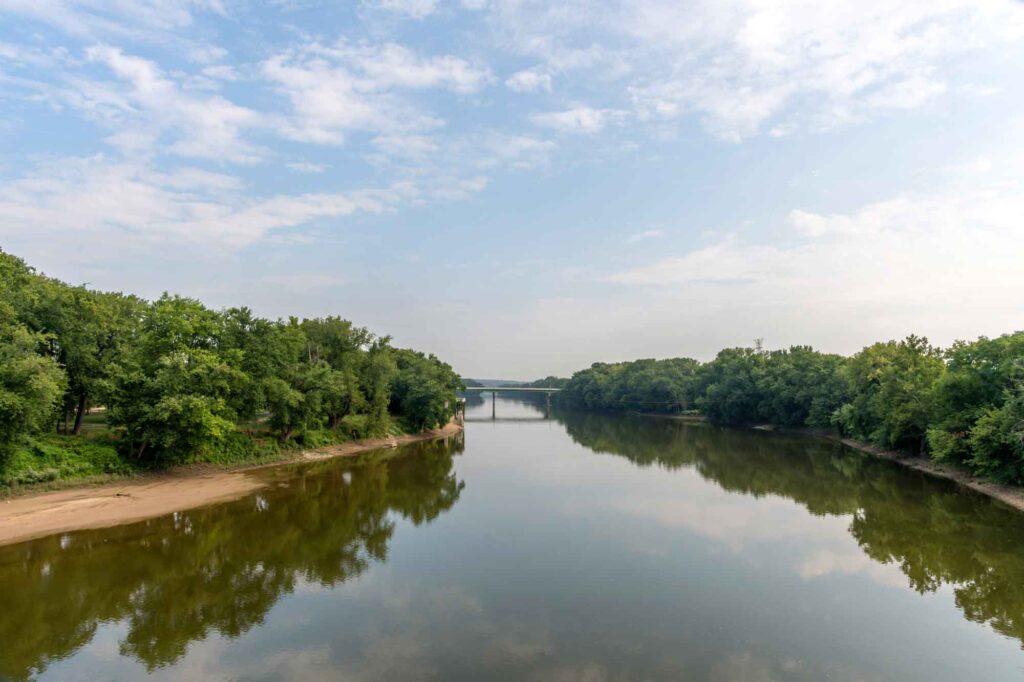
459,386,562,419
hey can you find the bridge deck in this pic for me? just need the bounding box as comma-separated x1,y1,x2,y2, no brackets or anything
460,386,562,393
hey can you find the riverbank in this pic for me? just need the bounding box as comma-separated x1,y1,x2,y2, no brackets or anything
630,410,1024,514
823,434,1024,514
0,421,463,547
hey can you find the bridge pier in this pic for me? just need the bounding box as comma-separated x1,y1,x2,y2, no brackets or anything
460,386,562,422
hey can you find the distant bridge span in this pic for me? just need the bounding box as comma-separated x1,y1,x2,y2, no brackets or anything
458,386,562,419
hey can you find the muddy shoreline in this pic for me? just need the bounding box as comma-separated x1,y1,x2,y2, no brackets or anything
824,434,1024,513
0,422,463,547
634,411,1024,514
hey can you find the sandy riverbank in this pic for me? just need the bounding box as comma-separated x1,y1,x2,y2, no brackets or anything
0,422,463,547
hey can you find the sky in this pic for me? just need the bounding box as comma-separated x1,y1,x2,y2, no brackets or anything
1,0,1023,380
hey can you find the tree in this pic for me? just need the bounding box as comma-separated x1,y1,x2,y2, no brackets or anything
834,335,945,452
927,332,1024,467
0,325,67,455
699,347,766,424
755,346,848,428
33,285,143,434
391,349,461,430
106,296,245,463
962,379,1024,483
361,339,397,434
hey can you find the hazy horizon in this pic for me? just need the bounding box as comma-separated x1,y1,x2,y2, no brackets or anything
2,1,1023,378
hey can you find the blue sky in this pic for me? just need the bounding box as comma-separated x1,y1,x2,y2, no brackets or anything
1,1,1023,378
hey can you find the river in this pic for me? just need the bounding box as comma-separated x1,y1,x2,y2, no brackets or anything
2,396,1024,681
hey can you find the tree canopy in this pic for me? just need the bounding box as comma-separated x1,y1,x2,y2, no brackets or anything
559,331,1024,483
0,249,463,472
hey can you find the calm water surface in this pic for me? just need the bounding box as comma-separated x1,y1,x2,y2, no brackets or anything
3,396,1024,681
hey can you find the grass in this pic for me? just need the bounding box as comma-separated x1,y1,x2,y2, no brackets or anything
1,412,415,494
0,432,136,491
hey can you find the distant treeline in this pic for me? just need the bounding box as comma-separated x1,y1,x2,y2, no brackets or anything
555,334,1024,484
0,249,461,476
508,376,570,389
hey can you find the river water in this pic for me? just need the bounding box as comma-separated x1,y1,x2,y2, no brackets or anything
3,396,1024,681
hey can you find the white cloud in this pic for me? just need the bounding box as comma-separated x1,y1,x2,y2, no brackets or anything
624,229,663,244
72,46,265,162
286,161,328,173
531,106,626,134
188,45,228,64
606,181,1024,335
0,154,497,265
505,67,551,92
473,132,554,169
343,43,491,93
200,64,238,81
363,0,438,19
263,42,490,144
0,156,388,250
0,0,226,43
484,0,1024,139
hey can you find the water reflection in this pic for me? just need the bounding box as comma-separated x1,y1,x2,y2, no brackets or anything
4,408,1024,681
557,410,1024,647
0,435,464,681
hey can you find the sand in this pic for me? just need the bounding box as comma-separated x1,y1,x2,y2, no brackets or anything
0,421,463,547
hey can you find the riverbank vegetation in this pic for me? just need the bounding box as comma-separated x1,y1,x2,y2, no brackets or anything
0,249,462,488
560,334,1024,484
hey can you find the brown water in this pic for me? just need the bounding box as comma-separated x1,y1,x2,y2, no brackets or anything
2,397,1024,681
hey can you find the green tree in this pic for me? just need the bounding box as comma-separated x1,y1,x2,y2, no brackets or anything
755,346,848,428
927,332,1024,468
0,326,67,454
106,296,245,463
835,335,945,452
699,347,767,424
33,285,143,434
963,379,1024,483
391,349,461,430
362,339,397,435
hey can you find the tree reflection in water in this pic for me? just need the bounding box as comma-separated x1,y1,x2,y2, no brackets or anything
0,434,464,681
557,411,1024,648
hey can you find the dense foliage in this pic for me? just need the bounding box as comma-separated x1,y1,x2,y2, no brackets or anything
561,332,1024,483
0,249,462,477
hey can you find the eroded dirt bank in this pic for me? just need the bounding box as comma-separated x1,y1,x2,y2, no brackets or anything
0,422,463,547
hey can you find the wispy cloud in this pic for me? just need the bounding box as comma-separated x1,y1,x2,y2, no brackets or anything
624,229,663,244
488,0,1024,140
531,106,627,134
0,155,494,256
286,161,329,173
74,46,266,162
362,0,439,19
262,41,491,145
607,181,1024,318
505,68,552,93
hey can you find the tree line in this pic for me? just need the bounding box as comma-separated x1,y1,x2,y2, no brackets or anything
0,249,462,474
559,333,1024,483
